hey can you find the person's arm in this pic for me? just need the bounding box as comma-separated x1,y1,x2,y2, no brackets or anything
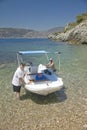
19,78,26,85
50,62,54,68
46,62,50,68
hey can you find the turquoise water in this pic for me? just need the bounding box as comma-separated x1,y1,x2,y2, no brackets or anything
0,38,87,71
0,38,87,130
0,38,87,85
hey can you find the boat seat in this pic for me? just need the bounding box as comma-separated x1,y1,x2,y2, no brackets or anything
29,66,37,73
25,66,38,80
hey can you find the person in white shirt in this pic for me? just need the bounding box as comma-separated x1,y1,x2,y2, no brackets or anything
12,63,25,99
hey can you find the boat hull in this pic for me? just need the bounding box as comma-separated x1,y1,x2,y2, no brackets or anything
25,78,63,95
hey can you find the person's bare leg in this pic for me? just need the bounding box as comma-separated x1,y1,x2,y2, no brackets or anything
16,92,20,99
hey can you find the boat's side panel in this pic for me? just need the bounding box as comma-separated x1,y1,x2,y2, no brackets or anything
25,78,63,95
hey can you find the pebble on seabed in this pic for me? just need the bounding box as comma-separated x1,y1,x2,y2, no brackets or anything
83,124,87,128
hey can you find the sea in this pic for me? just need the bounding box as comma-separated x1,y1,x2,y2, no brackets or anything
0,38,87,73
0,38,87,130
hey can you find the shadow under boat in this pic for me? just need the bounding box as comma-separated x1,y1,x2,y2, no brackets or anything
20,86,67,104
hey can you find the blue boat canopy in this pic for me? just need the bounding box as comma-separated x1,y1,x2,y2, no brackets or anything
18,50,49,55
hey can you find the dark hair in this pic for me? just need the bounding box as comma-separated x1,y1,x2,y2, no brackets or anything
20,63,25,66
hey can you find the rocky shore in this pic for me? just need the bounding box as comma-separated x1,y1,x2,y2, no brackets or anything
49,20,87,44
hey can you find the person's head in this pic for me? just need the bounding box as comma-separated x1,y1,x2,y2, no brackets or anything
49,58,53,62
20,63,25,70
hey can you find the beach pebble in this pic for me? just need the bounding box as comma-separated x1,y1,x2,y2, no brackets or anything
83,98,87,102
85,111,87,114
83,124,87,128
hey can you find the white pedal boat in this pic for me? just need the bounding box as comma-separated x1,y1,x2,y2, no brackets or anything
17,50,63,96
25,77,63,96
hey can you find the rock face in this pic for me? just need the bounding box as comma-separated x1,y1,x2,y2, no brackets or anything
49,20,87,44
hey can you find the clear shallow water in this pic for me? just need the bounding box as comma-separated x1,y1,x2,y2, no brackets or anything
0,38,87,99
0,38,87,90
0,38,87,130
0,38,87,73
0,38,87,91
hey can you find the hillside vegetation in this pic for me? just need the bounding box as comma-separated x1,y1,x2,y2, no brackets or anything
64,12,87,32
49,12,87,44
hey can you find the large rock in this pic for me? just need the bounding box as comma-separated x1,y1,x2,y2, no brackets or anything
49,20,87,44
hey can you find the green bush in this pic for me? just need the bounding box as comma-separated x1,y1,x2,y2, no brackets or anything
76,15,83,23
